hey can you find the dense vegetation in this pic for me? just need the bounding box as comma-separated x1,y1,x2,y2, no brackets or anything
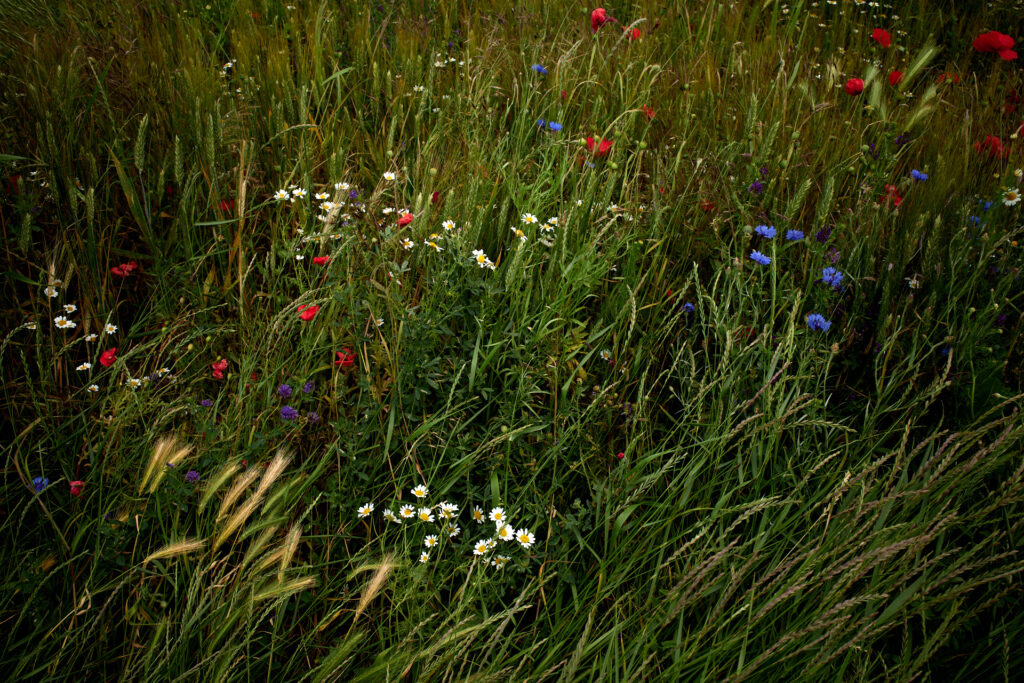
2,0,1022,679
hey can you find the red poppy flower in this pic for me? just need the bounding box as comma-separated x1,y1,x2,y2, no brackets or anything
431,191,439,204
586,137,613,157
973,31,1017,60
211,358,228,379
560,89,568,101
111,261,139,277
643,105,655,121
335,348,356,368
591,7,610,32
700,199,715,212
974,135,1009,159
881,184,903,207
99,348,117,367
397,213,414,227
69,481,85,497
313,256,330,266
845,78,864,95
871,28,891,48
218,198,235,213
937,73,960,84
616,451,625,460
297,304,319,321
624,27,641,40
888,70,903,86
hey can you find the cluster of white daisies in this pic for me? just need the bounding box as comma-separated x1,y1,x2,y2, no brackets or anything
357,484,536,566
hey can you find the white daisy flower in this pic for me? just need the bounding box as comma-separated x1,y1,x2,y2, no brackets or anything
399,504,416,519
442,219,456,232
448,524,461,538
87,384,99,392
274,189,290,201
85,333,98,342
104,323,117,334
315,191,329,200
496,524,514,542
419,551,430,563
424,535,438,548
334,182,350,191
383,171,396,181
424,240,443,253
489,507,506,524
76,362,92,371
411,484,429,498
473,540,490,556
126,378,142,389
291,188,307,198
1004,187,1021,207
383,509,399,523
27,322,37,330
521,213,538,225
510,227,527,243
44,286,58,298
357,503,375,518
471,506,485,524
400,238,414,250
491,555,510,569
516,528,535,548
417,507,435,523
54,316,75,330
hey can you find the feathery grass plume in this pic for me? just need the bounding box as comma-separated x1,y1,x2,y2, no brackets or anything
216,466,262,521
253,575,317,601
241,525,280,572
140,436,192,494
142,538,205,565
255,449,290,498
199,462,240,513
352,555,396,625
279,523,302,573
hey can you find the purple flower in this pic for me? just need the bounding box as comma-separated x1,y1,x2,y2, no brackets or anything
759,165,769,179
682,302,695,314
307,411,320,423
33,476,49,492
281,405,298,421
198,399,213,407
185,470,200,484
278,384,293,398
785,229,804,241
754,224,776,238
349,189,359,200
302,381,315,394
750,250,771,266
749,180,764,195
827,248,841,265
806,313,832,332
815,226,833,243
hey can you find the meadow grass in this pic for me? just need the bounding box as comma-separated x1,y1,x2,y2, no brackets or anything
1,0,1023,680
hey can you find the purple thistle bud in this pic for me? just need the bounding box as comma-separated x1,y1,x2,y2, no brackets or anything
278,384,293,398
185,470,200,484
281,405,298,421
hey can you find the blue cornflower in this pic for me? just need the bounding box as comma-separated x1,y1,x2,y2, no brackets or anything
278,383,293,398
281,405,298,421
981,200,993,212
302,381,315,394
537,118,546,128
821,267,844,290
682,302,695,314
806,313,832,332
547,121,562,131
185,470,200,484
750,250,771,266
198,399,213,407
33,476,49,492
785,229,804,241
911,169,928,181
754,224,776,239
531,64,548,75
